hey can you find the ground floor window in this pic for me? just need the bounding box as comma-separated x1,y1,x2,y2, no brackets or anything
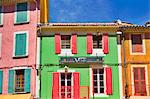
60,73,72,99
93,68,105,94
133,67,146,96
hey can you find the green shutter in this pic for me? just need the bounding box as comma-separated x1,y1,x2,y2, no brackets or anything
24,69,31,92
0,6,2,25
0,70,3,94
16,2,28,23
8,70,14,93
15,33,27,56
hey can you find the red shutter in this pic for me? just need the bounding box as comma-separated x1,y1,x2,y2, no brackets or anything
73,72,80,98
72,34,77,54
87,34,93,54
106,67,112,95
55,34,61,54
103,33,109,54
52,72,59,99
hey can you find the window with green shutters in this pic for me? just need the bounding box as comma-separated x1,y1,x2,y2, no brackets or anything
8,69,31,93
14,32,28,57
0,70,3,94
0,6,3,25
15,2,29,24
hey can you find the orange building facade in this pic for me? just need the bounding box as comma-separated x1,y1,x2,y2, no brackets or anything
121,26,150,99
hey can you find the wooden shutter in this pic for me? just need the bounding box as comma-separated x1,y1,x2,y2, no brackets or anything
87,34,93,54
71,34,77,54
73,72,80,98
133,67,146,96
55,34,61,54
8,70,14,93
103,33,109,54
16,2,28,23
15,33,27,56
106,67,112,95
52,72,59,99
0,70,3,94
24,69,31,93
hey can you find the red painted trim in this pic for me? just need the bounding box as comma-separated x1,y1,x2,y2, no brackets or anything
72,34,77,54
87,34,93,54
103,33,109,54
73,72,80,98
52,72,59,99
55,34,61,54
106,67,112,95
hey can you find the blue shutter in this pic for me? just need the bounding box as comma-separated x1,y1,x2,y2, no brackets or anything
24,69,31,92
8,70,14,93
0,70,3,94
16,2,28,23
15,33,27,56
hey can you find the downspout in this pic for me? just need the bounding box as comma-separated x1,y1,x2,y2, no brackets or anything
122,32,128,99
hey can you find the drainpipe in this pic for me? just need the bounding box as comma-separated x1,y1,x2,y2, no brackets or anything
122,32,128,99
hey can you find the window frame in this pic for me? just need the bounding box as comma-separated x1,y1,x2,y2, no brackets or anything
14,2,30,24
61,35,71,49
13,31,29,57
131,65,149,96
93,35,102,49
130,34,146,55
0,6,3,26
90,65,108,97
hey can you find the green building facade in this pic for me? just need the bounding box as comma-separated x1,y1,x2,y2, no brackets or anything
39,23,121,99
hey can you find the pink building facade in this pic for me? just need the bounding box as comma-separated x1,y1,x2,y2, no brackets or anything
0,1,39,98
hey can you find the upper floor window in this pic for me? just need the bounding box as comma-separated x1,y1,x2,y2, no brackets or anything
0,6,3,25
93,35,102,49
61,35,71,49
15,2,29,24
131,34,143,53
13,31,28,57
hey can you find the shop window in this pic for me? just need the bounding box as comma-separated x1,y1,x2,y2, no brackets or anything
93,68,105,94
61,35,71,49
131,34,143,53
133,67,146,96
93,35,102,49
60,73,72,99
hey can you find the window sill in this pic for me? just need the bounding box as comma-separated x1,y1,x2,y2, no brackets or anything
59,49,74,56
14,21,29,25
90,49,105,56
13,55,28,59
130,52,146,55
13,91,30,94
92,94,109,97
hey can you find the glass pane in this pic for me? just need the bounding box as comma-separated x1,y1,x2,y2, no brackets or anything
100,88,104,93
93,75,97,80
67,73,72,79
61,86,65,92
61,73,65,80
94,88,98,93
67,93,71,98
67,81,71,86
93,69,97,74
99,69,104,74
100,81,104,86
67,86,71,92
94,81,97,86
61,93,65,98
99,75,103,80
61,81,65,86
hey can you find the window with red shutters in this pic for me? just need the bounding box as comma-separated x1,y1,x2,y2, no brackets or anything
61,35,71,49
131,34,143,53
93,35,102,49
133,67,146,96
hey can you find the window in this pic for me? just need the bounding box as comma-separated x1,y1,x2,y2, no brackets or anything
15,2,28,24
15,70,24,92
0,6,3,25
131,34,143,53
14,32,28,57
60,73,72,99
133,67,146,96
93,35,102,49
61,35,71,49
93,68,104,94
8,69,31,93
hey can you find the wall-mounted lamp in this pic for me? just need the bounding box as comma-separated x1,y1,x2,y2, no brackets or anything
64,66,68,73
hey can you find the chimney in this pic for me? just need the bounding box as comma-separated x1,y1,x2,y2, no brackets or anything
145,22,150,27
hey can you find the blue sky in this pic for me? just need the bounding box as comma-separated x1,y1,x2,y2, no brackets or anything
49,0,150,25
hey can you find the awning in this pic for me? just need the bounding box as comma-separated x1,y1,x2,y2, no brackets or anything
0,94,32,99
